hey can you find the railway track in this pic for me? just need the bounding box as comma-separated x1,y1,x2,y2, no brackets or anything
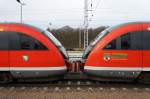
0,80,150,92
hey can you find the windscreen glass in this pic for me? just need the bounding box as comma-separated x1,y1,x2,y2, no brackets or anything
90,25,120,46
32,25,68,59
43,31,62,47
90,29,109,46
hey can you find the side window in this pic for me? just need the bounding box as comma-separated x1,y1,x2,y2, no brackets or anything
121,33,131,49
9,32,20,50
19,33,47,50
9,32,47,50
104,31,141,50
0,32,9,50
20,34,32,50
32,39,47,50
143,31,150,50
104,40,116,49
130,32,142,50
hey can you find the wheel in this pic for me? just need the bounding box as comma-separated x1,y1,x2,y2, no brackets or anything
0,73,13,83
137,72,150,84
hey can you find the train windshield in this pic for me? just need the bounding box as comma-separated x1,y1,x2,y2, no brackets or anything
82,28,109,59
83,24,127,59
31,25,62,46
90,29,109,46
28,25,68,59
89,25,121,46
44,31,62,47
43,31,68,59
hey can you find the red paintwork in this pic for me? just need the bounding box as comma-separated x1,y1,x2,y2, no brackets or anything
0,23,65,68
9,51,64,67
86,50,142,68
142,23,150,68
0,51,9,68
85,23,150,69
0,24,9,69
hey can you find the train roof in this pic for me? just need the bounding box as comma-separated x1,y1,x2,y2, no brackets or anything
107,21,150,32
0,22,44,33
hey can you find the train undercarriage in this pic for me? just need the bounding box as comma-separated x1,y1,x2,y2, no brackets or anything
0,59,149,84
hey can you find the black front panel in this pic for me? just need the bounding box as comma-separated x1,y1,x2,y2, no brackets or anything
9,32,20,50
143,31,150,50
9,32,48,50
0,32,9,50
104,31,142,50
0,32,48,50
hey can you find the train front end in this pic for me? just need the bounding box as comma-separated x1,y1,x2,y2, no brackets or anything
83,22,144,81
0,23,68,82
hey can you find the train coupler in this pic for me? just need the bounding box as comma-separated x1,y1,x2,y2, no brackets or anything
66,60,84,73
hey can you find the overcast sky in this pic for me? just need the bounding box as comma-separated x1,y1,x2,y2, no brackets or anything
0,0,150,29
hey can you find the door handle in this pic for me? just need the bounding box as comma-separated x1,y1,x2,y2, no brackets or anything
22,55,29,62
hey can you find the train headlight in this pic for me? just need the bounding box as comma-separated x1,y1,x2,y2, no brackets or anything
0,28,4,32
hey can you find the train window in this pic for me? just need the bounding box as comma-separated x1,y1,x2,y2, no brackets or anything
9,32,47,50
104,31,141,50
19,33,47,50
33,39,47,50
143,31,150,50
104,40,116,49
0,32,9,50
130,32,142,50
121,33,131,49
20,34,32,50
9,32,21,50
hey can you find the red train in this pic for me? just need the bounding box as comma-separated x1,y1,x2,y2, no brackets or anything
1,22,150,83
0,23,68,83
83,22,150,82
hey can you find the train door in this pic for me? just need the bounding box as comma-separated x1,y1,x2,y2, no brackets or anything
142,24,150,71
0,32,9,72
9,32,55,78
99,31,142,79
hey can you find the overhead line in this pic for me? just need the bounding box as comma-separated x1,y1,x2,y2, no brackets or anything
88,0,102,27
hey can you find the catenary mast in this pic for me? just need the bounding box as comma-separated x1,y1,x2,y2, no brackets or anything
84,0,89,49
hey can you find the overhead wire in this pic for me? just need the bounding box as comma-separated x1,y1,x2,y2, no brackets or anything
89,0,102,21
88,0,102,28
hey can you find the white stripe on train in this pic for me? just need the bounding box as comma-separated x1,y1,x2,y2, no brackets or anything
0,66,67,71
84,66,150,71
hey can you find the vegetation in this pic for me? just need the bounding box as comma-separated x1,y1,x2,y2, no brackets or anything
47,26,108,50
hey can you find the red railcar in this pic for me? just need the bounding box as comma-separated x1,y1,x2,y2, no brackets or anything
83,22,150,81
0,23,68,83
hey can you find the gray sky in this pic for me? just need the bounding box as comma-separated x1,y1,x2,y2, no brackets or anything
0,0,150,29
